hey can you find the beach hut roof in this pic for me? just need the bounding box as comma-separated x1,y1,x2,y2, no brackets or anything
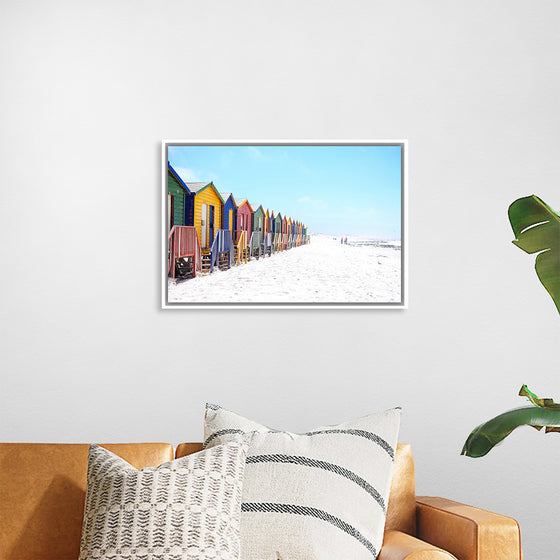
185,181,211,193
185,181,224,203
235,198,253,212
167,163,191,193
220,192,236,206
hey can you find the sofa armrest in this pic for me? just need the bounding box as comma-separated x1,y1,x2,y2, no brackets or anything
379,530,457,559
416,496,522,560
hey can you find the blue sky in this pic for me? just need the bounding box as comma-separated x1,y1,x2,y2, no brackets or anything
167,144,402,239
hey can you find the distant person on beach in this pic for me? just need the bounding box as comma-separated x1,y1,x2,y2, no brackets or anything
344,237,348,244
340,237,343,244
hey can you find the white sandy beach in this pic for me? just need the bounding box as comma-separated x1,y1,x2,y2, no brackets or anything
167,234,401,304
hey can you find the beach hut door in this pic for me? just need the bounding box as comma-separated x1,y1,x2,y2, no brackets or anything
209,206,215,244
229,209,233,230
168,194,173,231
201,203,207,247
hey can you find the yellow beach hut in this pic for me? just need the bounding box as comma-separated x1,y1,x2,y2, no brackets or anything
286,217,293,248
262,207,272,256
184,181,224,250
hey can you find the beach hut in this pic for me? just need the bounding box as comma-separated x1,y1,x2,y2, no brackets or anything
220,192,237,233
261,207,272,256
166,164,201,280
183,181,226,273
235,199,253,263
267,209,274,252
287,217,293,248
263,207,270,237
253,205,265,235
273,212,282,252
250,204,265,259
282,215,289,250
220,192,241,266
183,181,223,249
268,210,276,253
167,163,190,229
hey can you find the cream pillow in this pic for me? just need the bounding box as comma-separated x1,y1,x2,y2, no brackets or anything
204,404,401,560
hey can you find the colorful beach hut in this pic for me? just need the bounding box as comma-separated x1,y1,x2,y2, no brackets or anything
253,205,265,235
261,207,272,256
235,199,253,263
183,182,223,250
220,192,237,233
282,215,289,250
182,181,231,273
274,211,283,252
267,209,275,253
287,217,293,248
250,204,264,259
166,164,201,280
236,199,253,238
167,164,189,229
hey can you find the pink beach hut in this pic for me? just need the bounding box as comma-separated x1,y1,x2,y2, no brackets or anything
236,199,253,240
235,198,253,260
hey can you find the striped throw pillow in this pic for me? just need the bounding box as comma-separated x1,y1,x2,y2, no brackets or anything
204,405,401,560
79,441,249,560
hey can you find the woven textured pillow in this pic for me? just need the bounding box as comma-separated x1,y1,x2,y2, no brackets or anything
79,441,248,560
204,405,401,560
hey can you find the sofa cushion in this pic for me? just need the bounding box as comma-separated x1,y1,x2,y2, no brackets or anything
204,404,401,560
0,443,173,560
78,441,248,560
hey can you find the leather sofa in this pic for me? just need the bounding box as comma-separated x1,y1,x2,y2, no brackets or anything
0,442,522,560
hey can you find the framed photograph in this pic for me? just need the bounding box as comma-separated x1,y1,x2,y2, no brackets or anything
162,140,407,309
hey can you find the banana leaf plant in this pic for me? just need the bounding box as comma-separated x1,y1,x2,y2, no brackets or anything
462,386,560,457
508,195,560,314
462,195,560,458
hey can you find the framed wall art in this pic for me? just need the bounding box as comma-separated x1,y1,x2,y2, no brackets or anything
162,140,407,309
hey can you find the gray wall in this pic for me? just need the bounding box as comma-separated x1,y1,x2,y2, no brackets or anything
1,1,559,558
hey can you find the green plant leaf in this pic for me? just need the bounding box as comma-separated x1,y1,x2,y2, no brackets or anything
461,406,560,458
519,384,560,409
508,195,560,314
